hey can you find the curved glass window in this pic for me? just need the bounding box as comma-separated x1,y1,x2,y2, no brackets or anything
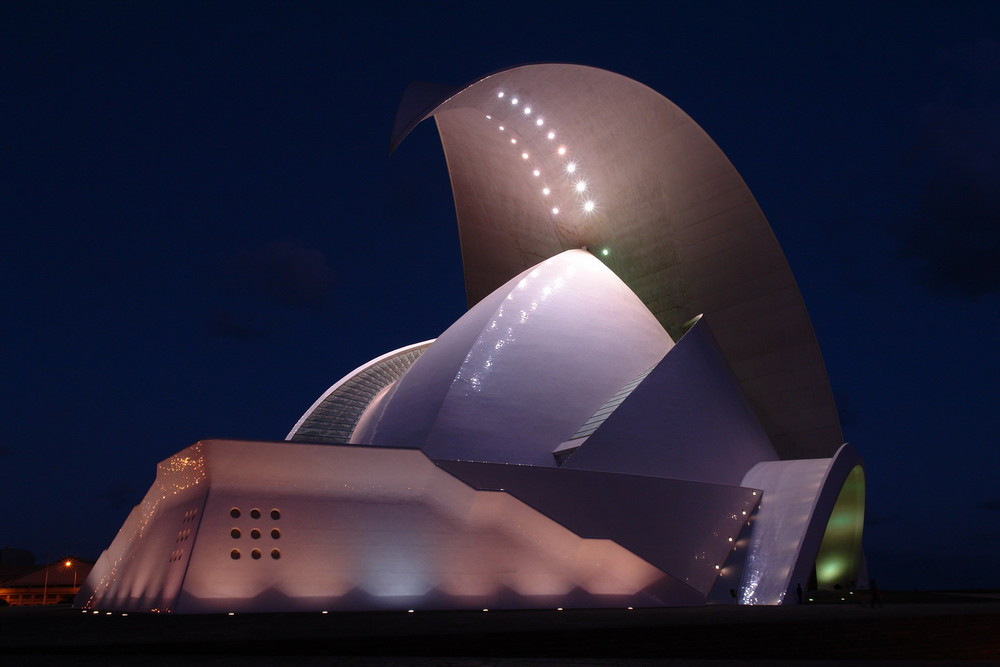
815,465,866,589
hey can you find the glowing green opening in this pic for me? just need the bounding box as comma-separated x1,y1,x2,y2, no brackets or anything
815,465,865,589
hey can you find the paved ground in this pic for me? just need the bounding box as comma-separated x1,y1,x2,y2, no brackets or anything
2,592,999,665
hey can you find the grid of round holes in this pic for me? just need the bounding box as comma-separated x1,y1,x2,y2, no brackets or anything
230,507,280,520
229,507,282,559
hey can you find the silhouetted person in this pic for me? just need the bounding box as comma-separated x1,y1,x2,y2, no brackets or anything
869,579,882,608
796,583,803,604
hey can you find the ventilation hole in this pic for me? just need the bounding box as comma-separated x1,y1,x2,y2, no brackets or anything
250,528,261,539
270,509,281,520
251,549,261,560
250,508,261,519
230,549,241,560
231,528,241,539
230,508,241,518
270,529,280,539
270,549,281,560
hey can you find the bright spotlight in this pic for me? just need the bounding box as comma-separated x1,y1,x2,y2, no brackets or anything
524,107,531,115
566,161,577,173
542,187,551,195
583,200,595,212
557,146,567,155
551,207,559,214
575,181,587,192
547,131,555,140
536,118,544,126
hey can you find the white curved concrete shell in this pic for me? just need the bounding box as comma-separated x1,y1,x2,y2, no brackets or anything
361,249,672,465
81,64,865,614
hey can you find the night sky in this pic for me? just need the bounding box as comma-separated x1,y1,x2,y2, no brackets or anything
3,2,998,591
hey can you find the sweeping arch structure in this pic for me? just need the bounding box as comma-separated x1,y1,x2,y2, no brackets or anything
391,63,842,461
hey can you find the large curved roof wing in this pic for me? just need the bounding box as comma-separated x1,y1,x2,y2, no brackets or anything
393,63,842,460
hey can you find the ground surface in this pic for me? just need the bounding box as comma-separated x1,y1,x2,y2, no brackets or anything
2,592,998,665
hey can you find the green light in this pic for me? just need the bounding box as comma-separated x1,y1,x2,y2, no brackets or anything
601,248,609,257
818,559,847,580
814,465,865,590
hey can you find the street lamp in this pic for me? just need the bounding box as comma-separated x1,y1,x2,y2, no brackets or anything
64,558,77,589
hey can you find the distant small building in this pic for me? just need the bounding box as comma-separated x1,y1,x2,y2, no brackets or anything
0,556,93,606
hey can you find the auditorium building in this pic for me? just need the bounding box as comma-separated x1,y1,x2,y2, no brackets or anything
78,64,865,613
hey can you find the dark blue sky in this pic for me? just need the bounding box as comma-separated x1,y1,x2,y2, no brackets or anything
3,1,998,591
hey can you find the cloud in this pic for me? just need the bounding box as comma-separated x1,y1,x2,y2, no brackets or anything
209,308,271,342
891,40,1000,297
100,481,140,511
976,498,1000,511
225,240,335,308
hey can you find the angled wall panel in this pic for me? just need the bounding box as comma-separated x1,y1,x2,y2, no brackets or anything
564,318,777,486
438,460,759,598
81,440,688,613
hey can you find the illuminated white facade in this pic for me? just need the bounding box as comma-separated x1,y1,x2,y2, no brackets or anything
79,65,864,613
